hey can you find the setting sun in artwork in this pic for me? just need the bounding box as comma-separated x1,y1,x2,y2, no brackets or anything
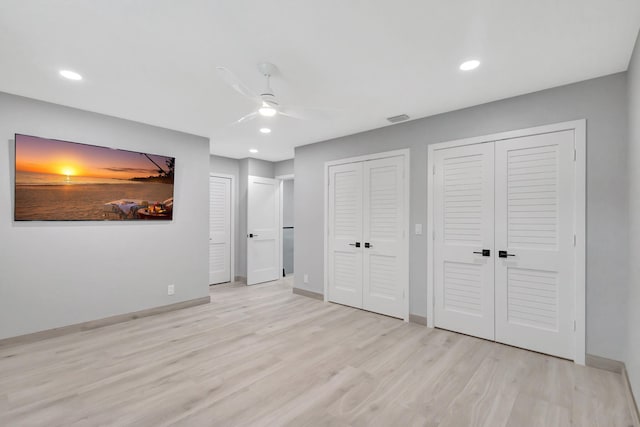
60,166,76,177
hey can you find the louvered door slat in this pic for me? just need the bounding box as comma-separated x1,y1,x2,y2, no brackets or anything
362,156,406,318
209,176,231,284
495,130,575,359
434,143,495,340
328,163,364,308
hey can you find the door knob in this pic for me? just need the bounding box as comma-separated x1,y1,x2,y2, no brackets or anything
473,249,491,257
249,233,259,238
498,250,515,258
364,242,372,248
349,242,361,248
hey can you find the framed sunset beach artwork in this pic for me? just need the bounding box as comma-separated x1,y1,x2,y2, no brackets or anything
14,134,175,221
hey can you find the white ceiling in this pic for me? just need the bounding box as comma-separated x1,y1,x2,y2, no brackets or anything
1,1,639,161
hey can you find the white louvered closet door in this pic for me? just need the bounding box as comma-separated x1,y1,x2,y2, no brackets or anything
494,131,575,359
209,176,231,284
328,162,364,308
362,156,406,318
433,144,495,340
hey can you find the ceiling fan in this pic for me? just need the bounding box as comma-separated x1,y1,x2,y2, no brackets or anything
217,62,329,125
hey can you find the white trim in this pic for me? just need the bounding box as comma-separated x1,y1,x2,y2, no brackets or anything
275,173,294,180
323,148,411,321
277,174,294,278
209,173,235,284
573,120,586,366
279,179,284,279
325,149,410,168
426,119,586,364
426,149,435,328
323,164,329,303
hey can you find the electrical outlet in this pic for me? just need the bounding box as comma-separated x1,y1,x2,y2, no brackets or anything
303,274,309,284
167,284,175,295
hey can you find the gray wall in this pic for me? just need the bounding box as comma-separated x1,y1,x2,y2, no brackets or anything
274,159,294,177
294,73,629,361
627,30,640,401
210,154,239,178
0,92,210,340
248,158,275,179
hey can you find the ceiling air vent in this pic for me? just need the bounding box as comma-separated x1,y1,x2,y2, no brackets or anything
386,114,410,124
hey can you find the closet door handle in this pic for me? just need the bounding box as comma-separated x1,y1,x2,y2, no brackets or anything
349,242,361,248
364,242,372,248
473,249,491,257
498,250,515,258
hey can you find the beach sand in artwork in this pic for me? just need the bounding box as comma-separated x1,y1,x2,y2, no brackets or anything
15,183,174,221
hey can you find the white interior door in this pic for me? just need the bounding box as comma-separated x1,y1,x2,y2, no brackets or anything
247,176,280,285
209,176,231,284
494,131,575,359
328,163,364,308
433,143,495,340
362,156,406,318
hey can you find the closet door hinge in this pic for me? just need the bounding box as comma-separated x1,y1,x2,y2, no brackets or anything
573,149,577,161
573,320,576,332
573,234,576,246
432,164,436,175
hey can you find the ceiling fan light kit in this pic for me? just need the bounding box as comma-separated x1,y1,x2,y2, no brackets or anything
217,61,329,127
258,105,277,117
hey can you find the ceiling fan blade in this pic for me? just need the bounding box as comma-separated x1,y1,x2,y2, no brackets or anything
279,108,308,120
280,105,340,121
216,67,259,101
234,111,258,125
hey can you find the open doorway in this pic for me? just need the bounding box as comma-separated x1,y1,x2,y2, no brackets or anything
278,175,294,278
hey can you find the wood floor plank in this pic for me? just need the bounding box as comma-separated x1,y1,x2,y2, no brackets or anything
0,277,634,426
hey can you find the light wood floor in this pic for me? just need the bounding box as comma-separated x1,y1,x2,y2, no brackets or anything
0,277,634,427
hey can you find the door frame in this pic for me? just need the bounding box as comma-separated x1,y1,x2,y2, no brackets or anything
426,119,586,364
209,173,235,284
323,149,411,322
276,173,294,278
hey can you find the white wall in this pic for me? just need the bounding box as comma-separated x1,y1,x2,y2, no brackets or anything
294,73,629,361
627,30,640,402
0,92,210,340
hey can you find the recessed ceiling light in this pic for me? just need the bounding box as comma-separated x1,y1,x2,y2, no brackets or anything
259,128,271,134
459,60,480,71
258,106,277,117
249,148,259,153
59,69,83,80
